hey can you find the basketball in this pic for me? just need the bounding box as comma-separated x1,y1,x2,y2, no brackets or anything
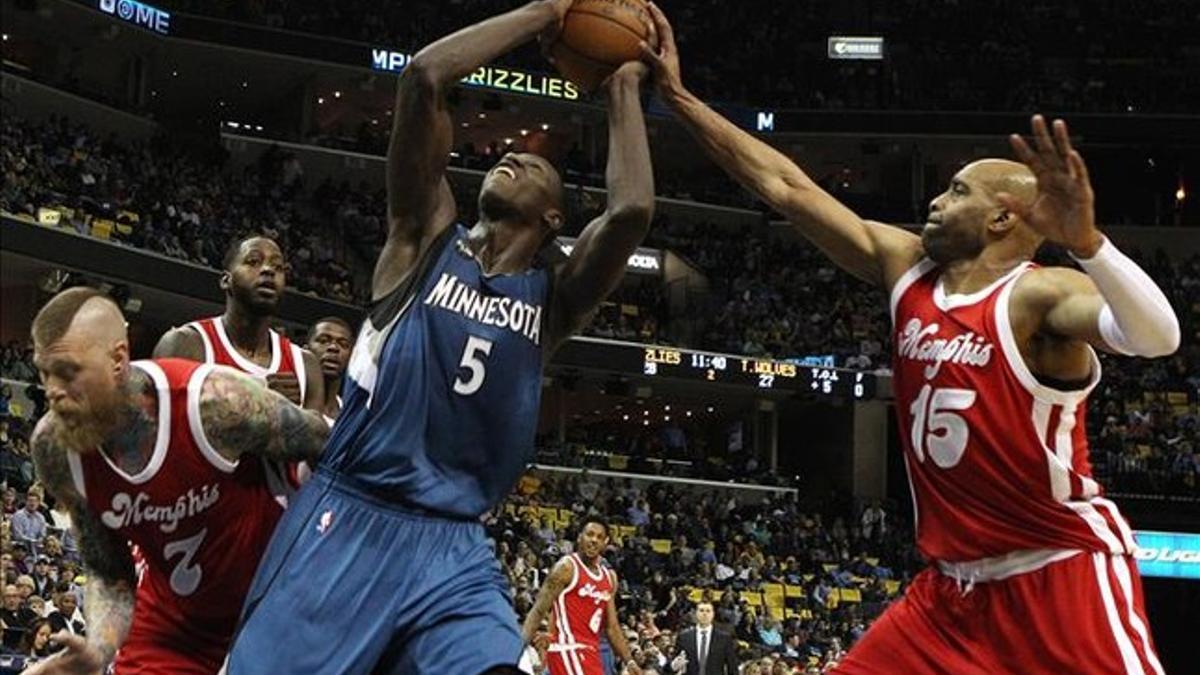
548,0,656,91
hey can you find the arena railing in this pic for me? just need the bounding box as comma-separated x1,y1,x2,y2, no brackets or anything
528,464,799,502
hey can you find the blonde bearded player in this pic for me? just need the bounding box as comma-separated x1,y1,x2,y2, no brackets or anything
640,4,1177,673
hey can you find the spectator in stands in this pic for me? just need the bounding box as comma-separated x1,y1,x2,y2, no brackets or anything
18,618,55,658
10,488,46,549
1,583,37,647
47,584,84,636
30,557,54,599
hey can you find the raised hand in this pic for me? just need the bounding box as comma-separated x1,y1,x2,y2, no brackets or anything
637,1,683,98
997,115,1103,257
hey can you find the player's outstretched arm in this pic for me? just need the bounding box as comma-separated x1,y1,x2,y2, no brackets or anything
29,416,136,674
377,0,575,300
999,116,1180,358
197,366,330,464
604,570,641,675
520,557,575,646
546,62,656,350
639,3,920,288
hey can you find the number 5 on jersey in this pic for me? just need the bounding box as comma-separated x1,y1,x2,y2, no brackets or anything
454,335,494,395
909,384,976,468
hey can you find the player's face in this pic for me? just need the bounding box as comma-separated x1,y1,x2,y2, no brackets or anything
223,238,287,314
479,153,564,232
307,322,354,379
695,603,714,627
922,166,996,264
34,332,124,452
577,522,609,559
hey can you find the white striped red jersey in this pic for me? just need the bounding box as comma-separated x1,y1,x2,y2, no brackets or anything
185,316,308,502
890,260,1136,563
548,554,613,654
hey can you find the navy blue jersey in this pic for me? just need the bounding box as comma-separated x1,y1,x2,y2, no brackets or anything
326,225,552,517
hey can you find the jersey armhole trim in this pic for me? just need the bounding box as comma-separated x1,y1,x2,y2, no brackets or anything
994,275,1101,406
889,258,937,324
105,361,172,484
290,343,308,403
185,321,214,363
185,363,240,474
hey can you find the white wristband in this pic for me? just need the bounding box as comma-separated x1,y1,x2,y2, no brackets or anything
1070,237,1180,357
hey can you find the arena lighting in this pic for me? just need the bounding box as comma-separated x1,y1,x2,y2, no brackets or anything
504,138,514,145
478,113,487,119
334,90,342,98
540,123,550,131
520,129,529,136
2,33,8,41
241,81,248,88
1177,185,1187,202
318,97,325,104
622,415,629,421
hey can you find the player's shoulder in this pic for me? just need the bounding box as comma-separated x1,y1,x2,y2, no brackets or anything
1011,264,1095,309
153,323,206,360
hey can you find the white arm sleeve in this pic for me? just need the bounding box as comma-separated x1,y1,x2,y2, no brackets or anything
1070,237,1181,357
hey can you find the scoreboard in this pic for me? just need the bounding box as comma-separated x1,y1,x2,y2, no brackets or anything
553,338,877,400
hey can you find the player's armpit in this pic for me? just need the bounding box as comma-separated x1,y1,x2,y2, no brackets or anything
151,326,205,361
198,366,330,465
1021,267,1113,352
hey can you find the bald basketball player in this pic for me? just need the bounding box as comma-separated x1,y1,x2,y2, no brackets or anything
25,288,328,674
643,6,1176,673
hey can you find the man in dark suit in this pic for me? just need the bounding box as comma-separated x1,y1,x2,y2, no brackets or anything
671,602,738,675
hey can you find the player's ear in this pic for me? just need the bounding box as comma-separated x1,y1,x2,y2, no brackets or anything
542,207,564,234
219,270,232,292
989,208,1017,234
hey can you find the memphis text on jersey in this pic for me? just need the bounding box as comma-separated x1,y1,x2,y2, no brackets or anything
896,317,994,379
100,484,221,533
424,272,544,345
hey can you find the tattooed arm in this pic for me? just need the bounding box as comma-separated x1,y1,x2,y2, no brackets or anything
198,366,330,464
29,415,135,674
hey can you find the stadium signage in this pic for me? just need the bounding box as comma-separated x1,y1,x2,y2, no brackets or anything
556,239,662,275
371,49,581,101
1132,530,1200,579
98,0,171,35
827,36,883,60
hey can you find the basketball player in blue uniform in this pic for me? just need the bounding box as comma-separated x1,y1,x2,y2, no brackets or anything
225,1,655,673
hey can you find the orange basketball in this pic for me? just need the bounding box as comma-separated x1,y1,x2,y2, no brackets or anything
548,0,655,92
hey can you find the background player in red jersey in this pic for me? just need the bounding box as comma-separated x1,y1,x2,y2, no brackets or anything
23,287,329,674
304,317,355,421
154,235,324,497
522,522,641,675
153,235,324,411
642,5,1179,673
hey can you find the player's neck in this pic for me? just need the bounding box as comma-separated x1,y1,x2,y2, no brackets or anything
322,377,342,414
222,305,273,355
939,249,1027,296
580,554,601,575
99,368,160,474
466,220,542,275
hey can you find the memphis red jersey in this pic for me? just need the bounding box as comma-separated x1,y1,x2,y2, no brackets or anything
890,260,1136,563
68,359,282,673
547,555,613,675
187,316,308,498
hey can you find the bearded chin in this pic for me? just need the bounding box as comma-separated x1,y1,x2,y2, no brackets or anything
56,399,122,453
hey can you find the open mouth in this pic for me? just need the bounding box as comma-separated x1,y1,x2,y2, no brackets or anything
493,166,516,180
